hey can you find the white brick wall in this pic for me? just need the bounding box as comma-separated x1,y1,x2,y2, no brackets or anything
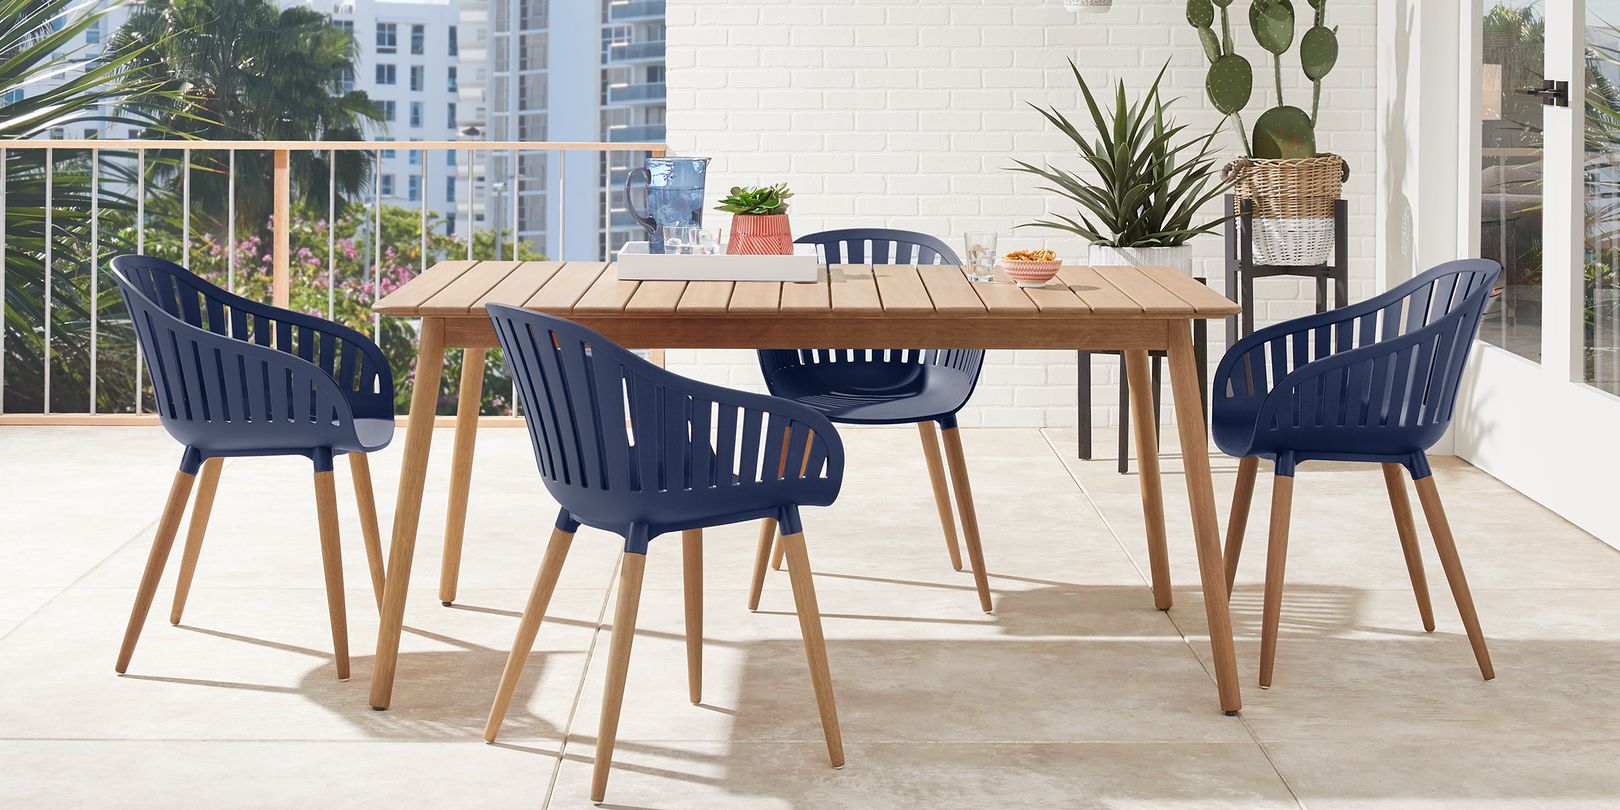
665,0,1378,428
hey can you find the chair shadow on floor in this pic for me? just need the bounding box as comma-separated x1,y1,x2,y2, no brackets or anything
112,572,1620,807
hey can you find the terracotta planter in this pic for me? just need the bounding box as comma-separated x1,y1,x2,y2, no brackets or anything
727,213,793,255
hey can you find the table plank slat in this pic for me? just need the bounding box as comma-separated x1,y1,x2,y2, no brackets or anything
419,261,522,315
474,261,566,310
572,265,642,313
1059,265,1144,314
374,260,477,315
678,281,735,313
779,271,831,312
872,264,934,313
973,274,1039,313
1097,265,1195,316
828,264,882,313
727,281,782,314
526,262,608,312
1135,265,1241,316
916,266,986,314
625,280,689,313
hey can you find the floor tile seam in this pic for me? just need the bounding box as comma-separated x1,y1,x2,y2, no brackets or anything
542,553,623,810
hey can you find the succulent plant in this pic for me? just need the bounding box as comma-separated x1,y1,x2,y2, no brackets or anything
1187,0,1338,159
714,183,793,216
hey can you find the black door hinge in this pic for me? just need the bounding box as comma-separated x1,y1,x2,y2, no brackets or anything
1523,79,1570,107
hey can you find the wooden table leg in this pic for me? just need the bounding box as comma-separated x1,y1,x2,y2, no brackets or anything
1165,322,1243,715
369,317,447,710
440,348,486,606
1123,350,1172,610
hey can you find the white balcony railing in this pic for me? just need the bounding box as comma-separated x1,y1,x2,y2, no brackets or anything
0,138,665,423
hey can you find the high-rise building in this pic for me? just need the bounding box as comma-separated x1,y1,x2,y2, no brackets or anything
318,0,468,234
481,0,666,260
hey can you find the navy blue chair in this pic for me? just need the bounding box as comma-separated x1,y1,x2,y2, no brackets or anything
752,228,993,613
110,255,392,681
482,306,846,803
1214,258,1501,688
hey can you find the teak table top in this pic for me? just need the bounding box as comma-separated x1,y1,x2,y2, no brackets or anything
374,260,1238,349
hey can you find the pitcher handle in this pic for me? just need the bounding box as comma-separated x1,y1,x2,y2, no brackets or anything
624,167,655,235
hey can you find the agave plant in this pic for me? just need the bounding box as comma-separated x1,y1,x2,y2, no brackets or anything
1010,61,1232,248
714,183,792,215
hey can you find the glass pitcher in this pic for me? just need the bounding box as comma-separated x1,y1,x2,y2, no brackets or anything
625,156,710,254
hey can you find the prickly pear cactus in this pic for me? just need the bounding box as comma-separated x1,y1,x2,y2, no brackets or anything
1184,0,1337,159
1252,106,1316,159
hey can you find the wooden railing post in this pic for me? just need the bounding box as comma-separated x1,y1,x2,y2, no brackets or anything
272,148,290,308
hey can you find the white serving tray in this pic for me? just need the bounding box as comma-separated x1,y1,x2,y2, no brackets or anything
616,241,820,282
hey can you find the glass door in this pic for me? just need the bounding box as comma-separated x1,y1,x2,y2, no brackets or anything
1479,2,1545,363
1584,1,1620,392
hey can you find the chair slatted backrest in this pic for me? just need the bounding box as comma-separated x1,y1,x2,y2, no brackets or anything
489,305,841,530
112,255,392,422
1217,259,1500,444
761,229,984,383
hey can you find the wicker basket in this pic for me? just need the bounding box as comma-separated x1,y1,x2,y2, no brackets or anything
1226,153,1346,266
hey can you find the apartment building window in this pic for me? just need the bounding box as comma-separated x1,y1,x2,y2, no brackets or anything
411,24,424,55
336,66,354,94
447,214,457,234
446,150,457,167
381,174,395,197
409,101,423,128
447,102,457,129
448,26,458,56
85,20,100,44
447,66,457,91
445,176,457,202
0,89,22,106
646,65,665,83
334,20,353,36
408,149,420,166
377,22,397,53
380,100,396,121
410,65,424,92
407,175,421,202
376,64,396,85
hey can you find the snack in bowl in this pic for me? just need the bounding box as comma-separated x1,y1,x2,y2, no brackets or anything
1000,249,1063,287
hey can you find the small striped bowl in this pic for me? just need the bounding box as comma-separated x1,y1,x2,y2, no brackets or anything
1001,259,1063,288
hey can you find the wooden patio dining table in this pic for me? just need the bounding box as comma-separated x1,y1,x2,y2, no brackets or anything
369,259,1245,714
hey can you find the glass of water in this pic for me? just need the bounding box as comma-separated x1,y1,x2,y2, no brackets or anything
963,232,998,283
663,225,700,255
696,228,725,255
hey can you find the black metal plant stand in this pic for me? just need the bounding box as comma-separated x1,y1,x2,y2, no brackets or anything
1224,194,1350,345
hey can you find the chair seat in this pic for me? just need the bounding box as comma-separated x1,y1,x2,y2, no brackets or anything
766,362,975,424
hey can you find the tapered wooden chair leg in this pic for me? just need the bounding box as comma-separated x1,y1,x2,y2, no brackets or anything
592,552,648,804
1224,456,1260,594
940,426,993,613
748,519,776,612
1382,463,1436,632
313,469,350,681
918,421,964,571
116,469,198,673
770,531,787,571
682,529,703,704
440,350,486,606
169,457,224,625
485,527,575,742
1259,472,1295,689
1413,475,1495,680
780,531,845,769
349,453,387,609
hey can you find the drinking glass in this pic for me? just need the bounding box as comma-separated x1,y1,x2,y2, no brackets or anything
662,225,699,255
696,228,725,255
963,232,998,283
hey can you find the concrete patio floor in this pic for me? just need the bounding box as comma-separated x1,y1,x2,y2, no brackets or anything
3,425,1620,808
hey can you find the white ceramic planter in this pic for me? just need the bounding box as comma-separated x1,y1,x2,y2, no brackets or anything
1087,244,1194,275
